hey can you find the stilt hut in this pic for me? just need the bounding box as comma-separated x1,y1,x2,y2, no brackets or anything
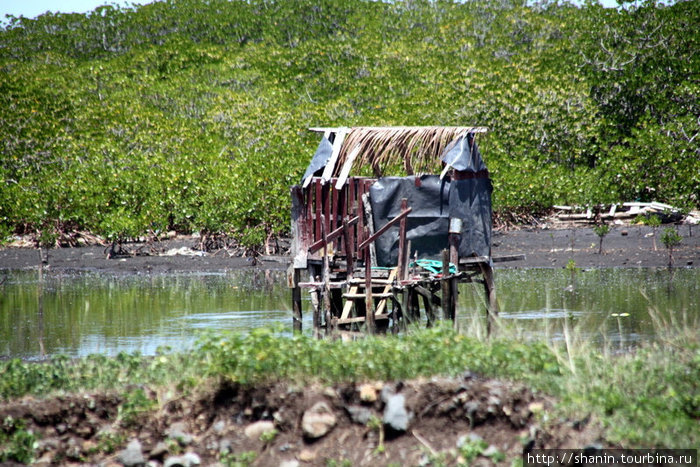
289,126,502,334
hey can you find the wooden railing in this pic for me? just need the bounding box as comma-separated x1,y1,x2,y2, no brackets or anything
291,176,376,264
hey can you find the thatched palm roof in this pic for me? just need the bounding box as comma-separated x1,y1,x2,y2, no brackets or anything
308,126,487,186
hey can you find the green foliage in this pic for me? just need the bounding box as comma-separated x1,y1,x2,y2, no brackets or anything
220,450,257,467
0,417,39,464
0,0,697,247
661,227,682,250
593,223,610,254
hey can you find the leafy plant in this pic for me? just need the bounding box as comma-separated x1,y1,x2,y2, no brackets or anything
593,224,610,255
0,417,39,464
661,227,682,268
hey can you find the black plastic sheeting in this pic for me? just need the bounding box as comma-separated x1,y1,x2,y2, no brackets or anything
369,174,492,267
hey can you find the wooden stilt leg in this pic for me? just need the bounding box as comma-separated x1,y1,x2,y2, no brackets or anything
292,268,302,333
479,262,499,336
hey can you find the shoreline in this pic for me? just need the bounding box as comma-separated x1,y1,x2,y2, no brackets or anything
0,225,697,274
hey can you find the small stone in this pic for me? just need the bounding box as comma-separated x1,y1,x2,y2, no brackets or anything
621,230,629,236
182,452,201,466
359,383,378,403
118,439,145,467
323,387,338,398
301,402,337,439
244,420,276,440
167,422,193,446
346,405,372,425
298,449,317,462
280,460,300,467
483,445,500,457
528,402,545,414
149,441,169,459
212,420,226,434
383,394,410,432
164,453,199,467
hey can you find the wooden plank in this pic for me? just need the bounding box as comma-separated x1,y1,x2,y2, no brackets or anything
298,281,346,289
340,285,358,320
330,184,338,241
292,268,302,333
357,179,365,262
374,268,397,316
314,179,322,242
343,218,354,278
364,237,375,334
344,292,394,299
362,190,377,267
338,183,347,255
397,199,408,280
322,184,330,242
337,314,390,325
441,249,452,321
358,207,413,251
492,254,526,263
335,145,361,190
348,178,356,261
321,214,331,329
478,261,499,336
307,216,359,254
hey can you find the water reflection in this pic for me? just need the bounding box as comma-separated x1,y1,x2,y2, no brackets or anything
0,268,697,360
458,268,699,349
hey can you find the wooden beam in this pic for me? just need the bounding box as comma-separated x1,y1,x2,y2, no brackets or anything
308,216,359,254
358,207,413,251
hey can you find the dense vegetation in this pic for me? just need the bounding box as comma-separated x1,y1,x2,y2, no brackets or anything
1,0,698,246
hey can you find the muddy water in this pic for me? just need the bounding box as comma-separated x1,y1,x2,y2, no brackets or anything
1,268,698,359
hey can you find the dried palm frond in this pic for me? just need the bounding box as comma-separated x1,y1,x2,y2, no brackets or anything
325,126,487,178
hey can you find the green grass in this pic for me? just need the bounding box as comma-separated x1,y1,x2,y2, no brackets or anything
1,317,698,449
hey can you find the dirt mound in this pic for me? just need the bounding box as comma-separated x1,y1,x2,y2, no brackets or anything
1,374,604,466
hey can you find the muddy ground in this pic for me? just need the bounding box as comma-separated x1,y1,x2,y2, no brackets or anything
0,224,697,273
1,375,604,467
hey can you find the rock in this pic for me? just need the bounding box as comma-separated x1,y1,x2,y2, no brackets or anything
166,422,193,446
301,401,337,439
244,420,276,440
298,449,317,462
346,405,372,425
359,383,378,403
528,402,545,414
383,394,410,432
280,460,300,467
212,420,226,434
163,452,201,467
149,441,169,459
458,433,483,447
118,439,145,467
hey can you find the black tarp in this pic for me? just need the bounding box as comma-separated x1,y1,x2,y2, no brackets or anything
369,174,492,267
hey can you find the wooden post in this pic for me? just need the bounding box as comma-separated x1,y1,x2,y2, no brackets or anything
321,215,331,331
441,249,452,321
292,268,302,333
397,198,408,280
479,261,499,336
343,218,354,279
364,236,375,334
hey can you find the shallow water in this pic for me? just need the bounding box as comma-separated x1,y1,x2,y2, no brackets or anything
0,268,697,359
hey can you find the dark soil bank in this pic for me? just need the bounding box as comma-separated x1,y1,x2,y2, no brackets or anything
0,225,697,273
0,376,603,466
